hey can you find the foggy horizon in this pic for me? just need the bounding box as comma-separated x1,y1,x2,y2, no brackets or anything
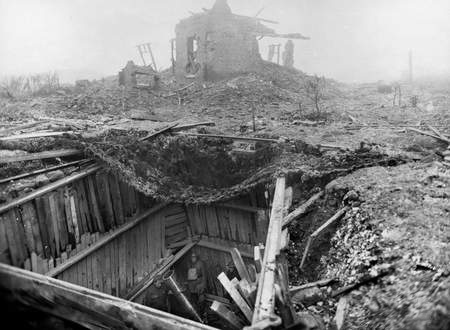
1,0,449,84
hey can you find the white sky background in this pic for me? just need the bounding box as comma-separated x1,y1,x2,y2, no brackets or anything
0,0,449,83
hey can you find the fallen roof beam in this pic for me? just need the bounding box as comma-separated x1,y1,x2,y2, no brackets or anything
126,241,198,301
282,191,324,228
0,263,215,330
252,177,285,324
139,123,179,141
299,207,349,269
0,159,88,185
407,127,450,144
175,133,278,143
0,164,101,214
0,149,82,164
171,121,216,132
0,131,74,141
47,203,169,277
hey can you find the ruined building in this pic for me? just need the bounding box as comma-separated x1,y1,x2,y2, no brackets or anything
174,0,308,81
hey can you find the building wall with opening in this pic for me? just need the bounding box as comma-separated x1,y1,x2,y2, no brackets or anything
175,13,263,81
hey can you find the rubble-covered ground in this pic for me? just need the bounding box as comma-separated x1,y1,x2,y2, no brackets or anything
1,62,449,329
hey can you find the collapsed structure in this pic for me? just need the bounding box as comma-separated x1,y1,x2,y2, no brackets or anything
174,0,308,80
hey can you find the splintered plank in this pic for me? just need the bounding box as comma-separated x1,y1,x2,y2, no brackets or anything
86,176,105,233
19,203,37,255
48,193,62,256
69,193,81,243
35,197,53,258
230,248,251,283
210,301,246,329
1,211,22,266
3,208,28,267
63,187,75,246
72,184,87,235
56,189,69,251
108,174,125,226
0,149,81,164
217,272,253,322
95,172,115,230
77,181,94,233
0,218,11,264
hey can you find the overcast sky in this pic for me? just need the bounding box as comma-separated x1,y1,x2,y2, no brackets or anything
0,0,449,83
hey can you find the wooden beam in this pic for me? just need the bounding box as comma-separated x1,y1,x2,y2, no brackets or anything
408,127,450,144
299,207,349,269
282,191,324,228
289,278,335,294
126,241,197,301
0,263,214,330
175,133,279,143
217,272,253,322
139,123,179,141
0,165,101,214
47,203,169,277
0,131,75,141
0,149,82,164
210,300,246,329
215,203,262,213
311,207,349,238
427,124,449,142
197,239,253,258
230,248,252,283
0,160,87,184
252,177,286,324
171,122,215,132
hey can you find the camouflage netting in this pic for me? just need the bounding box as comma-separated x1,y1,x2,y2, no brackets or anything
1,130,407,203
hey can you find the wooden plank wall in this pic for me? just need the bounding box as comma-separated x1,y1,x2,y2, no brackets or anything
0,170,153,275
186,205,262,246
164,204,189,247
55,208,166,297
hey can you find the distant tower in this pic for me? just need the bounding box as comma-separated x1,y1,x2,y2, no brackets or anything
409,50,413,83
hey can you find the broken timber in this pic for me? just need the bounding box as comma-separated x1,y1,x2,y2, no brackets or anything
407,127,450,144
300,207,349,269
175,132,279,143
0,130,75,141
0,165,101,214
282,191,324,228
139,123,179,141
0,149,82,164
252,177,285,325
0,159,87,184
0,263,214,330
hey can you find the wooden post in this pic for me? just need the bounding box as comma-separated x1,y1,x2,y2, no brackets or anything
252,177,285,324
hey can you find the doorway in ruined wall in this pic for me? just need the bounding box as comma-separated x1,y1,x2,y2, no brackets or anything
186,35,201,75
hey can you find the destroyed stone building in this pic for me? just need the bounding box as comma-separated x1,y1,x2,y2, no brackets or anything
174,0,307,80
174,0,272,80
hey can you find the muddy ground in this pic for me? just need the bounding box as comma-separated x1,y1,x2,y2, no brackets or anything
0,64,449,329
